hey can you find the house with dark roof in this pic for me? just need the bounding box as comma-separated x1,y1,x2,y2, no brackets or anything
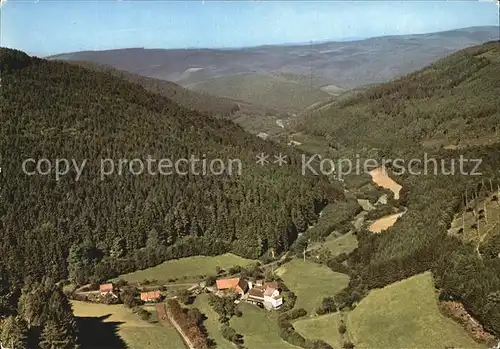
247,283,282,309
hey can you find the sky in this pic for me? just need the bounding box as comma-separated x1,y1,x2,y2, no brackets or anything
1,0,499,56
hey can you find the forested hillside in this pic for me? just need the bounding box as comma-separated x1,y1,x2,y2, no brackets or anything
293,41,500,337
296,40,500,155
64,61,290,136
188,73,332,113
0,48,342,289
68,60,242,118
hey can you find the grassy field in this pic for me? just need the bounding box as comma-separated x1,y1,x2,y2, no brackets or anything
231,302,298,349
189,74,332,113
276,259,349,314
115,253,256,284
72,301,186,349
308,231,359,257
191,294,236,349
293,312,345,349
322,232,359,256
347,272,485,349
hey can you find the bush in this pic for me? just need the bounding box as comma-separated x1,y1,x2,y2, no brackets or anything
205,275,217,287
121,286,141,308
114,279,128,288
316,307,326,315
343,342,355,349
135,307,152,321
326,259,349,274
338,322,346,334
220,324,243,344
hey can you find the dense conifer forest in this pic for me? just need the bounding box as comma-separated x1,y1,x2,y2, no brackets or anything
0,47,343,347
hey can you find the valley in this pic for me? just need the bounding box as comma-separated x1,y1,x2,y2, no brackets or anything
1,20,500,349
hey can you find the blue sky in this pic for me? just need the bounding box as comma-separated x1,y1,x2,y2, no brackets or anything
1,0,499,56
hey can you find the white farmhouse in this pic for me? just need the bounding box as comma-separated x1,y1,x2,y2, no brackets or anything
264,287,283,309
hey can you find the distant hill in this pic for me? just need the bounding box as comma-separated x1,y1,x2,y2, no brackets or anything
48,26,499,89
295,40,500,155
63,61,290,136
70,60,241,117
188,73,332,113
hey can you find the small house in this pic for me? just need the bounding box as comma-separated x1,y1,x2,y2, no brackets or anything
263,287,283,309
140,290,162,303
99,283,115,296
248,286,265,303
247,283,282,309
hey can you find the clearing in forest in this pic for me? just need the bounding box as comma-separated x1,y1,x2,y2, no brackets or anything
367,211,406,233
448,193,500,253
275,259,349,314
319,231,359,256
115,253,256,284
369,167,402,200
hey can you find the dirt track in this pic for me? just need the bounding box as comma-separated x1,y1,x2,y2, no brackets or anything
156,303,193,349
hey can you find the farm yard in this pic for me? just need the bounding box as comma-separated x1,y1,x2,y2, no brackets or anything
72,301,186,349
114,253,256,284
275,259,349,315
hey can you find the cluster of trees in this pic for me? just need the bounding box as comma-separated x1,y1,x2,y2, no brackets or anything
0,275,78,349
166,299,209,349
315,296,337,316
207,294,242,323
206,293,245,346
0,48,344,290
294,201,361,244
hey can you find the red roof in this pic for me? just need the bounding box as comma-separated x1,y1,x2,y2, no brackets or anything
216,278,240,290
216,278,248,295
99,283,114,292
140,290,161,301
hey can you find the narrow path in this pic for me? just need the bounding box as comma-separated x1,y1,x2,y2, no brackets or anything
156,303,194,349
